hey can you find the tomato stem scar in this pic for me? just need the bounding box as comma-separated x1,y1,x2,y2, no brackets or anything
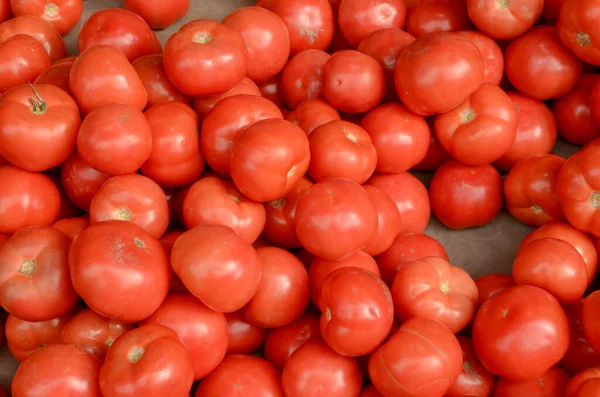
114,207,133,221
128,346,145,363
18,259,36,277
440,280,450,294
134,237,145,248
576,31,592,47
193,32,213,44
460,108,476,124
590,191,600,209
496,0,509,8
44,3,59,18
28,84,47,115
531,204,543,214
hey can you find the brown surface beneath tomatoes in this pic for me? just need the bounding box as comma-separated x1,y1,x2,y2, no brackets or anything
0,0,583,391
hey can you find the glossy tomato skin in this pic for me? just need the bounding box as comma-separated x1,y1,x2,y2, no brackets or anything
52,215,89,240
557,0,600,66
369,317,463,397
69,221,171,323
0,0,10,23
225,311,266,354
406,0,471,38
69,45,148,115
565,367,600,397
10,0,82,35
60,151,111,211
34,56,74,93
395,32,484,116
337,0,407,47
12,344,101,397
413,130,453,171
123,0,189,29
132,54,192,108
99,324,194,397
445,335,495,397
505,26,582,101
193,76,260,120
561,301,600,375
0,34,51,94
363,185,402,256
281,50,330,109
493,366,569,397
475,274,515,306
583,291,600,354
466,0,543,39
473,285,570,381
0,15,66,62
455,30,504,86
429,161,503,229
286,98,340,135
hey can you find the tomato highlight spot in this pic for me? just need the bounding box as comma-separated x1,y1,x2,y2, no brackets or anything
128,346,145,363
18,259,36,277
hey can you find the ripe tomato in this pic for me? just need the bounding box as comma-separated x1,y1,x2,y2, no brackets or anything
69,221,171,323
445,335,495,397
281,49,330,109
12,344,101,397
473,285,570,381
395,32,484,116
242,247,310,328
132,54,192,108
561,301,600,375
123,0,189,29
225,311,266,354
0,15,66,62
583,291,600,353
52,216,89,240
60,308,133,362
34,56,74,93
493,366,569,397
466,0,543,39
475,274,516,306
194,77,260,120
322,50,386,114
170,225,262,313
456,30,504,86
504,26,582,101
369,317,463,397
557,0,600,66
0,0,10,23
406,0,471,38
413,132,453,171
494,91,558,171
282,340,362,396
60,151,111,211
10,0,82,35
77,103,152,175
566,367,600,397
337,0,406,47
363,185,402,256
0,83,80,172
543,0,566,25
69,45,148,115
258,73,287,108
163,19,247,97
430,161,503,229
286,99,340,135
0,35,51,94
99,324,194,397
230,119,310,202
503,154,566,227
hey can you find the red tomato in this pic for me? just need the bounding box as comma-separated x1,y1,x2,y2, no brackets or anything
475,274,515,306
0,83,80,171
230,119,310,202
0,35,50,94
34,56,74,93
413,131,453,171
10,0,82,35
242,247,310,328
132,54,192,108
99,324,194,397
60,151,111,211
78,8,161,62
360,385,383,397
338,0,406,47
0,0,10,23
360,103,430,173
466,0,543,39
369,317,463,397
406,0,471,38
566,370,600,397
429,161,503,229
435,83,518,165
123,0,189,29
561,301,600,375
552,74,600,145
200,94,283,179
395,32,484,116
503,154,566,227
319,267,394,357
193,77,260,120
583,292,600,354
446,335,496,397
12,344,101,397
557,0,600,65
77,103,152,175
504,25,582,101
456,30,504,86
543,0,566,25
493,366,569,397
494,91,558,171
281,49,330,109
473,285,570,381
170,225,262,313
556,142,600,237
60,308,133,362
282,340,362,396
363,185,402,256
69,45,148,115
0,15,66,62
225,311,266,354
223,6,290,83
286,98,341,135
195,355,283,397
308,120,377,183
259,0,334,55
163,19,248,97
322,50,386,114
0,165,61,234
51,216,89,240
69,221,171,323
258,73,287,109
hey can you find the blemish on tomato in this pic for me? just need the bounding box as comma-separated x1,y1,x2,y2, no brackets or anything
18,259,36,277
576,31,592,47
590,191,600,209
114,207,133,221
460,108,476,124
128,346,145,363
193,32,214,44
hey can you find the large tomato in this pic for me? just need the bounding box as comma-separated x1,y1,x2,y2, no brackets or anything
60,152,111,211
132,54,191,108
52,215,89,240
0,0,10,23
566,367,600,397
281,50,331,109
413,132,453,171
123,0,189,29
456,30,504,86
337,0,407,47
0,15,66,62
0,35,50,94
561,301,600,375
466,0,543,39
557,0,600,66
34,55,74,94
193,76,260,120
225,311,266,354
493,366,569,397
286,99,340,135
258,73,287,108
10,0,82,35
406,0,471,38
445,335,496,396
363,185,402,256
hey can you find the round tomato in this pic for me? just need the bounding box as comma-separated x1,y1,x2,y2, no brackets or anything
286,98,340,135
0,35,50,94
281,49,330,109
123,0,189,29
0,0,10,23
566,367,600,397
363,185,402,256
193,76,260,120
456,30,504,86
60,151,111,211
445,335,496,397
583,291,600,353
225,311,266,354
560,301,600,375
557,0,600,66
413,131,453,171
493,366,569,397
406,0,471,38
475,274,516,306
258,73,287,108
34,56,74,93
0,15,66,62
10,0,82,35
466,0,543,39
132,54,192,108
52,216,89,240
338,0,406,47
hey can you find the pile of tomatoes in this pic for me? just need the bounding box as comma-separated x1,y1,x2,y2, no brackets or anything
1,0,600,396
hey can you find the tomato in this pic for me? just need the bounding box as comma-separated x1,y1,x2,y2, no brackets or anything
10,0,82,35
495,367,569,397
557,0,600,66
395,32,484,116
281,49,330,109
544,0,566,25
456,30,504,86
322,50,386,114
552,74,600,145
0,35,50,94
170,225,262,313
286,99,341,135
494,91,558,171
194,77,260,120
200,94,283,178
195,355,283,397
12,344,101,397
504,26,582,101
0,0,10,23
132,54,192,108
69,221,171,323
583,292,600,354
466,0,543,39
473,285,570,381
556,142,600,237
6,311,72,362
566,367,600,397
52,216,89,240
123,0,189,29
34,56,74,93
413,131,453,171
77,103,152,175
259,0,334,55
60,151,111,211
369,317,463,397
225,311,266,354
230,119,310,202
99,324,194,397
429,161,503,229
0,15,66,62
445,335,496,397
406,0,471,38
282,340,362,396
561,301,600,375
475,274,515,306
242,247,309,328
258,73,287,109
503,154,566,227
60,308,133,362
338,0,406,48
360,385,383,397
363,185,402,256
69,45,148,115
0,83,80,172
